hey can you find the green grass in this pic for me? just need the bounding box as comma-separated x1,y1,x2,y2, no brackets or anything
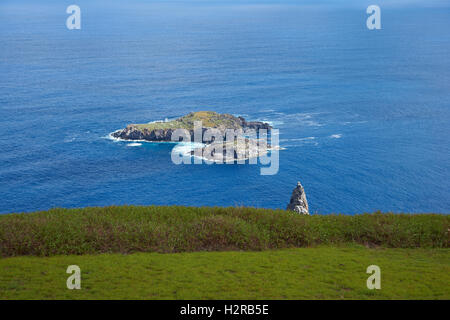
131,111,245,131
1,246,448,299
1,206,448,257
1,206,448,299
133,120,191,130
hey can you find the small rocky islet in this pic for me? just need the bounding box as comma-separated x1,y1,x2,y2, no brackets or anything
112,111,271,142
112,111,276,162
287,181,309,215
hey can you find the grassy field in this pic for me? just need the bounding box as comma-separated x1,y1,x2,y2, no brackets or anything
1,246,448,299
1,206,448,299
0,206,448,257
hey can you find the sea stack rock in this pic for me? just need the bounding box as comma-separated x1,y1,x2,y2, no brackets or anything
287,181,309,215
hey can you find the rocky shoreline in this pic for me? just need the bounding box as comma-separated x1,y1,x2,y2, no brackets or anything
190,138,273,162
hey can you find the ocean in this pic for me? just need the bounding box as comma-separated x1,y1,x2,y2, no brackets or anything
1,0,449,214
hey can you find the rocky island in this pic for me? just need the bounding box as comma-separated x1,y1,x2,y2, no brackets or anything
112,111,271,143
112,111,277,162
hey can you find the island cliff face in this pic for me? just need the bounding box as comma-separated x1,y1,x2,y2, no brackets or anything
112,111,271,143
113,126,180,142
191,138,271,162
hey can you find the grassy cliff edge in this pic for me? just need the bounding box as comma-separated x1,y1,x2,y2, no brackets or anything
1,206,448,300
1,205,448,257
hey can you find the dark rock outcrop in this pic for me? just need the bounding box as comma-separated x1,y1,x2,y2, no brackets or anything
112,126,222,144
191,138,271,162
237,116,271,130
287,181,309,215
113,126,180,142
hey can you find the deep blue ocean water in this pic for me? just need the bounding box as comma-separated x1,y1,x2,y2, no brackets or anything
1,0,449,214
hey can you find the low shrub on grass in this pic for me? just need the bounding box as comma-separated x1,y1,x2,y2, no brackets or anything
0,206,448,257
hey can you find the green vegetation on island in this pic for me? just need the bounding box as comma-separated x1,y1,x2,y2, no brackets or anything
132,111,248,131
